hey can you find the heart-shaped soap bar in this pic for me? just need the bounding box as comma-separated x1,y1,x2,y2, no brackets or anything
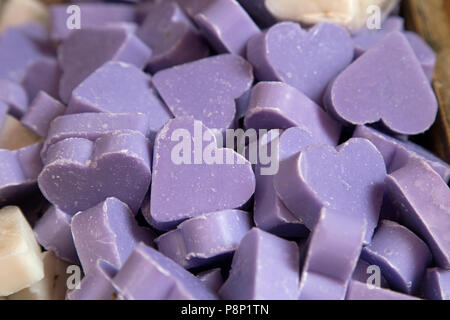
150,117,255,230
274,138,386,244
153,54,253,131
325,32,438,135
136,1,209,73
38,131,152,215
58,26,151,103
247,21,353,103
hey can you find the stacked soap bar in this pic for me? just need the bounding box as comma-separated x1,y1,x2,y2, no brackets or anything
0,0,448,301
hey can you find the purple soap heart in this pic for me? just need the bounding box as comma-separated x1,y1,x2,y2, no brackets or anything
252,128,314,237
150,117,255,230
195,0,260,57
155,210,252,269
352,258,390,289
136,1,209,73
66,260,118,300
0,142,43,205
353,125,450,183
275,138,386,243
404,31,436,81
58,26,151,103
112,242,218,300
325,32,438,135
41,112,152,160
361,220,432,295
0,28,48,83
176,0,211,17
34,205,78,264
298,208,366,300
219,228,299,300
0,79,29,118
345,279,420,300
244,81,341,146
247,22,354,103
197,268,223,292
21,57,61,102
72,197,154,274
38,131,152,215
386,159,450,269
50,3,136,41
153,54,253,131
67,61,172,140
423,268,450,300
21,91,65,138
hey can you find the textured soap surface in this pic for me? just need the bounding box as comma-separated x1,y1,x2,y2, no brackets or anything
58,26,151,103
247,21,353,103
298,208,366,300
361,220,432,295
136,1,209,73
325,32,438,135
195,0,260,57
386,159,450,269
275,138,386,244
153,54,254,131
197,268,224,292
150,117,255,230
0,79,29,118
244,81,341,146
112,242,218,300
423,268,450,300
71,197,154,274
21,57,61,102
156,210,252,269
38,132,152,215
219,228,300,300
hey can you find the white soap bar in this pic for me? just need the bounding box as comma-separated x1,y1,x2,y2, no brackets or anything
0,0,49,31
8,251,71,300
0,114,41,150
265,0,399,31
0,206,44,296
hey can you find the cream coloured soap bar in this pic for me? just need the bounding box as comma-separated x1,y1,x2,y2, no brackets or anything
0,206,44,296
0,0,49,31
8,251,71,300
0,106,41,150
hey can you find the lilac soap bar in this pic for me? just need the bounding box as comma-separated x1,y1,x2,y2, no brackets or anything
325,32,438,135
346,279,420,300
353,125,450,183
252,128,313,237
176,0,211,17
197,268,223,292
41,112,152,160
34,205,78,264
58,26,151,103
275,138,386,243
404,31,436,81
66,260,118,300
244,81,341,146
38,131,152,215
247,22,353,103
136,1,209,73
0,142,43,205
21,57,61,102
219,228,299,300
67,61,172,139
386,159,450,269
153,54,253,131
0,27,47,83
298,208,366,300
150,117,255,230
72,197,154,274
112,242,218,300
361,220,432,294
195,0,260,57
50,3,136,41
156,210,252,269
21,91,65,137
423,268,450,300
352,258,390,289
0,79,29,118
